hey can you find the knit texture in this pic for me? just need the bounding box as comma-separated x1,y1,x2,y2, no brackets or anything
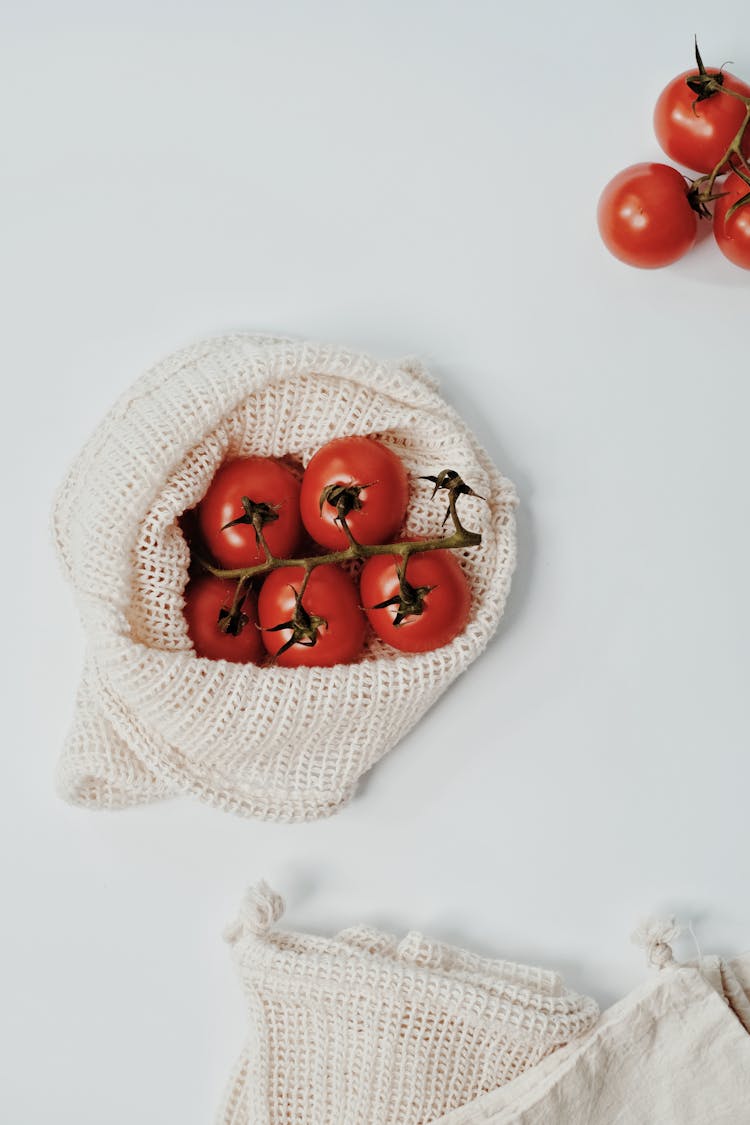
219,882,600,1125
54,335,517,821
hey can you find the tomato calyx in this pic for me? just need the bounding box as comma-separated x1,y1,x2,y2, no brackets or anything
319,481,376,522
261,580,328,658
217,605,249,636
222,494,279,547
687,181,727,220
370,563,436,627
215,577,252,636
689,162,750,222
421,469,485,527
686,39,726,106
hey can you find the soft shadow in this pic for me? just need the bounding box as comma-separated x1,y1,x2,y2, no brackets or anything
276,864,325,911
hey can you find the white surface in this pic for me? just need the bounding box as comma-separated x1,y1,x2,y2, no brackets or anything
3,2,749,1121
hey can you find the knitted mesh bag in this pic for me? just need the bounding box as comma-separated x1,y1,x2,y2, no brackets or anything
219,882,600,1125
54,335,517,821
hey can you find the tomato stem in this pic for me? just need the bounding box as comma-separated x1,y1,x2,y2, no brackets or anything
194,471,484,588
692,78,750,200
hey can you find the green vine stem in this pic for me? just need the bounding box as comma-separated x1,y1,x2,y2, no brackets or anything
688,42,750,214
197,471,484,637
698,102,750,196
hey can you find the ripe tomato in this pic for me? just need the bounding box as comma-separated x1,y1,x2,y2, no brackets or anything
654,69,750,174
184,576,264,664
257,564,365,667
198,457,302,569
597,163,697,269
300,436,409,550
360,549,471,653
713,171,750,269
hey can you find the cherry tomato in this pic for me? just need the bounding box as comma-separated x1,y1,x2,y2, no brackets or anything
654,69,750,175
184,576,264,664
258,564,365,667
597,163,697,269
360,549,471,653
713,171,750,269
300,437,409,550
198,457,302,569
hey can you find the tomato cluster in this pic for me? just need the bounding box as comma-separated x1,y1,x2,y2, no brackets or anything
183,437,472,667
598,44,750,271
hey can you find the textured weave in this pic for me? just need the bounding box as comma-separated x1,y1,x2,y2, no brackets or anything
219,883,600,1125
54,335,517,821
433,951,750,1125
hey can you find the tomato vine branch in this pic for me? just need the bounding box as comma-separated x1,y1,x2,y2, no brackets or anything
688,43,750,209
195,470,484,636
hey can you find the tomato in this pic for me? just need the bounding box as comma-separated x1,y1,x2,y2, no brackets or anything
597,163,697,269
300,437,409,550
257,564,365,667
184,576,264,664
360,549,471,653
654,69,750,174
713,171,750,269
198,457,302,569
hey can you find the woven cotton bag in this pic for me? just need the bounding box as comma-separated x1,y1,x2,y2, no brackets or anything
54,335,517,821
219,882,600,1125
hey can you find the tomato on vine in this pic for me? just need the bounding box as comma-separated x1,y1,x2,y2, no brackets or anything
184,577,264,664
258,564,366,667
713,170,750,269
188,453,482,666
198,457,302,569
654,54,750,175
300,436,409,550
597,163,698,269
360,548,471,654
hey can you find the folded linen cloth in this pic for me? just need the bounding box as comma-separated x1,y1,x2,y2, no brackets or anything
53,335,517,821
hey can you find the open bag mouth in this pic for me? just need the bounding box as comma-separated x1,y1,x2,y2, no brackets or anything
54,336,517,820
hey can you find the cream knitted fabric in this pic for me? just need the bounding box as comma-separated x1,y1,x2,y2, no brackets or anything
54,335,517,821
219,883,600,1125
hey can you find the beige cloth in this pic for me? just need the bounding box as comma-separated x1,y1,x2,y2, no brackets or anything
219,891,750,1125
53,335,517,822
435,952,750,1125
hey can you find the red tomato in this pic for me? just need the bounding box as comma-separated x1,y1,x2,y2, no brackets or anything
360,549,471,653
258,564,365,667
713,171,750,269
597,163,697,269
300,437,409,550
198,457,302,569
654,68,750,174
184,577,264,664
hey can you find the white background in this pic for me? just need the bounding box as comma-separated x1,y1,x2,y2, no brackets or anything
2,1,749,1121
